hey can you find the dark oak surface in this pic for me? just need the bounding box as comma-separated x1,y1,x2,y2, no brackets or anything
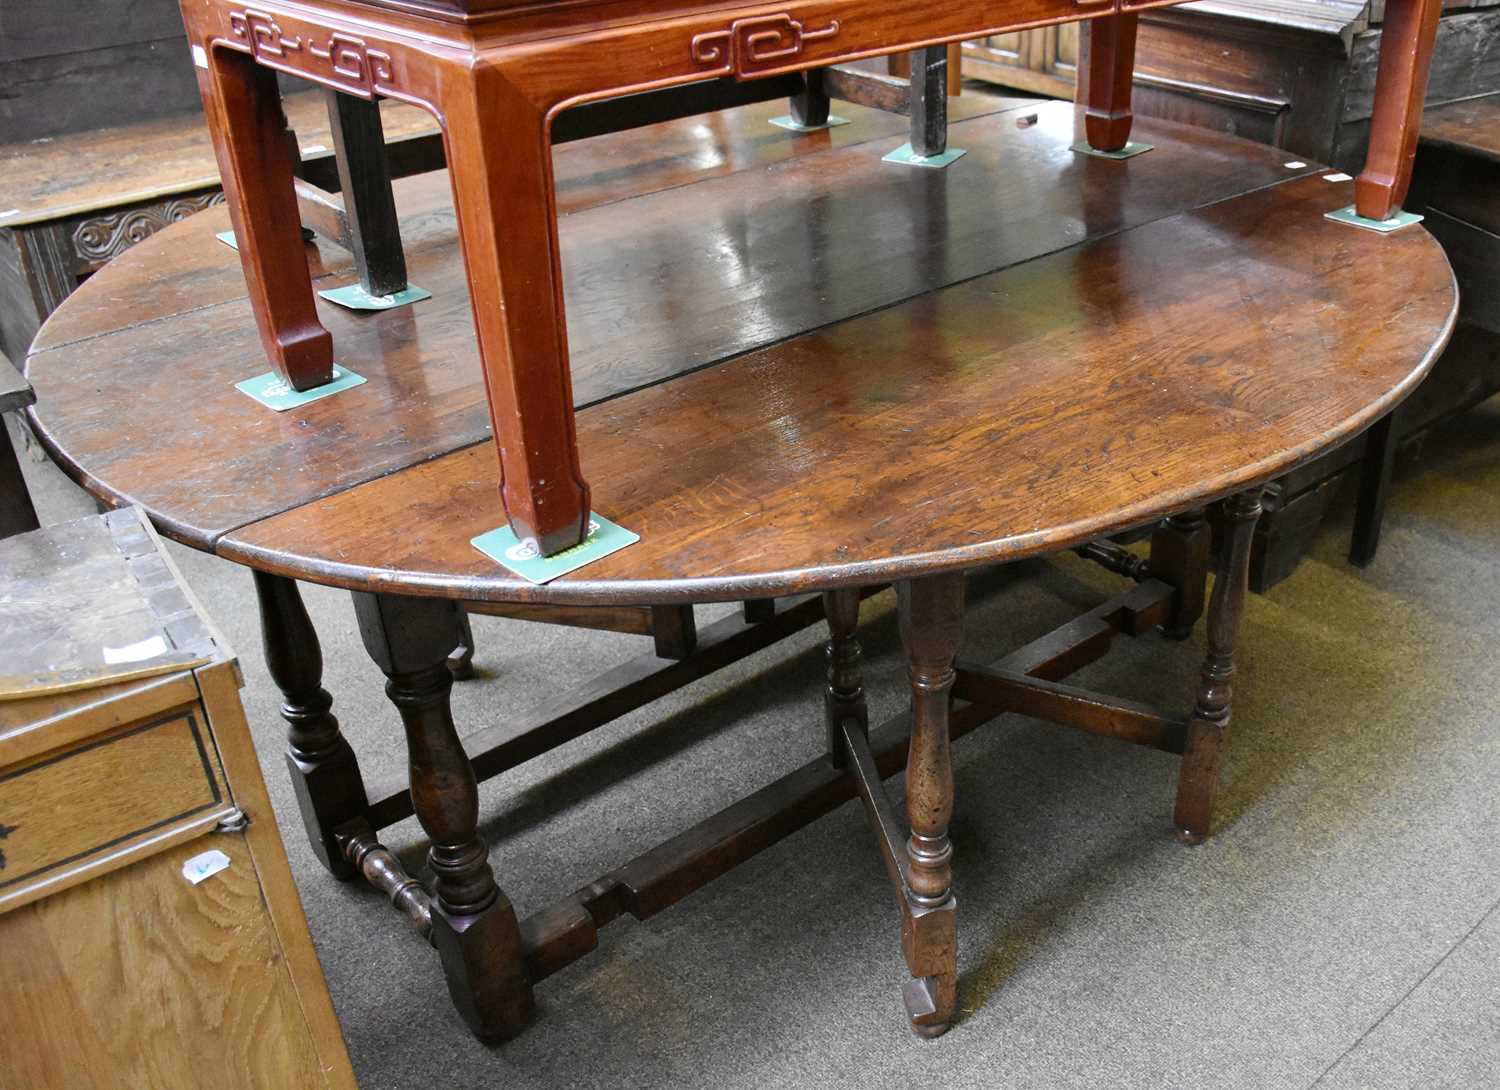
27,103,1454,605
32,102,1319,543
1415,92,1500,163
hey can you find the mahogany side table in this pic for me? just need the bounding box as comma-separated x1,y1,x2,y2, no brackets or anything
177,0,1444,557
26,103,1456,1045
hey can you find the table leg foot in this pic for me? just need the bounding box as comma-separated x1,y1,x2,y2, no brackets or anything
903,969,956,1038
255,571,367,879
354,590,534,1039
1172,489,1263,842
1077,13,1139,153
898,574,964,1034
788,68,831,128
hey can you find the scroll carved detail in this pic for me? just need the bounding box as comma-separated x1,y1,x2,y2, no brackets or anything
227,8,398,97
72,193,227,263
691,13,840,76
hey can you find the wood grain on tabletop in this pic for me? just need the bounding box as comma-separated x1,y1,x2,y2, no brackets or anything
27,103,1321,551
215,171,1455,604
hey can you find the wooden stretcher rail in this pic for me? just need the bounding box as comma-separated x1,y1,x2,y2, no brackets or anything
338,576,1175,984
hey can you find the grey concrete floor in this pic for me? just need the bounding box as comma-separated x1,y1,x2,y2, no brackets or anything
11,397,1500,1089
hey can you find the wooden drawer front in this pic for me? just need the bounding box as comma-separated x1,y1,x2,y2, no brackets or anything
0,707,231,908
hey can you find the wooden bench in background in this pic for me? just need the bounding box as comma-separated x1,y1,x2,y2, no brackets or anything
0,91,440,366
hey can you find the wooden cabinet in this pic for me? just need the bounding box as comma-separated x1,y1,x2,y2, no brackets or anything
0,508,357,1090
961,0,1500,170
961,23,1079,100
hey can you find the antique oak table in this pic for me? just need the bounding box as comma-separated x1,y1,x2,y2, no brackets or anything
26,102,1455,1042
179,0,1445,556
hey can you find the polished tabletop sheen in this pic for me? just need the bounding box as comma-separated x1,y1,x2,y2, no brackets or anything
26,100,1456,605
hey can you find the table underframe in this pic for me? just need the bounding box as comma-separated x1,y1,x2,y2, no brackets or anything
254,497,1265,1040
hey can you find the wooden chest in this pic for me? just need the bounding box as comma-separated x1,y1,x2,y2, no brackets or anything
961,0,1500,170
0,508,357,1090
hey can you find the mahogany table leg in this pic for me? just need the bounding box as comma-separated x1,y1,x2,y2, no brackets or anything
352,591,533,1040
1149,508,1210,639
822,588,867,767
1354,0,1443,221
196,47,333,390
254,572,369,879
897,573,964,1038
438,73,590,556
1077,13,1140,153
1174,489,1263,844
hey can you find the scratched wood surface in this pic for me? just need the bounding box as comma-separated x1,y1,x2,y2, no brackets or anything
28,101,1322,550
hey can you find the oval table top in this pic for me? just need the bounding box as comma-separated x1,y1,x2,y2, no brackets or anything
26,101,1456,605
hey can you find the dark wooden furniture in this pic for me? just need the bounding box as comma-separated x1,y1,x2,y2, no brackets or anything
963,0,1500,173
179,0,1442,557
1341,92,1500,566
0,354,39,539
963,0,1500,587
0,90,443,366
27,102,1455,1043
0,506,357,1089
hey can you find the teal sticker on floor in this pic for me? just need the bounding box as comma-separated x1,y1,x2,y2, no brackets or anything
217,230,238,250
882,143,967,168
1324,205,1424,234
319,283,433,311
1069,140,1154,160
234,366,366,411
472,513,639,584
768,114,851,133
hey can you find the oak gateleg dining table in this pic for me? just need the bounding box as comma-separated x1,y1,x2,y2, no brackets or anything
25,100,1455,1041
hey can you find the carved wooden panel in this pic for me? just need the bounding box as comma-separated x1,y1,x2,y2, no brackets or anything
71,192,227,265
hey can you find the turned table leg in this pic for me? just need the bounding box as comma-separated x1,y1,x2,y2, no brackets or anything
1077,12,1139,153
352,591,533,1040
897,573,965,1038
822,588,868,766
1174,489,1264,844
1150,508,1210,639
196,47,333,390
254,572,367,879
1354,0,1443,221
438,72,589,556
